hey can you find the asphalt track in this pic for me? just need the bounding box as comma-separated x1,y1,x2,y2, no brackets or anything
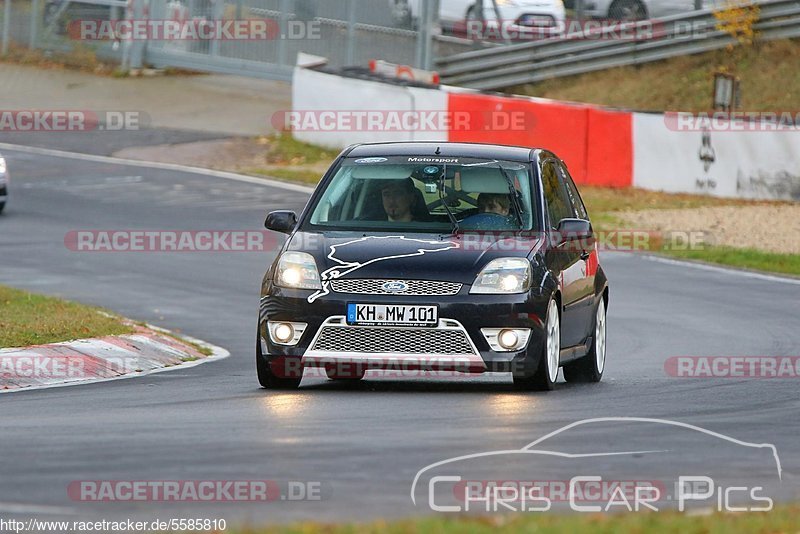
1,140,799,525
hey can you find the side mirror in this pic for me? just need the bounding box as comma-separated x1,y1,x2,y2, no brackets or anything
264,211,297,234
555,218,594,247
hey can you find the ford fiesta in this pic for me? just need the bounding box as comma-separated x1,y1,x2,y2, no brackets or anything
258,142,608,391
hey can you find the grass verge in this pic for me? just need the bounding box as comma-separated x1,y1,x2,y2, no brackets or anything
660,247,800,277
578,187,800,276
262,132,338,166
242,132,336,185
0,285,134,348
1,42,120,75
236,505,799,533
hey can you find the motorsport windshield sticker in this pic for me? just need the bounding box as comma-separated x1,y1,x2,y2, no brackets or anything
407,157,459,163
345,157,509,166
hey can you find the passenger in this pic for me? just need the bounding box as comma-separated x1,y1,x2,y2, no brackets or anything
477,193,511,217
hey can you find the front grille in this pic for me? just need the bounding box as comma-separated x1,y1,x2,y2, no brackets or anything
330,279,462,296
310,326,475,355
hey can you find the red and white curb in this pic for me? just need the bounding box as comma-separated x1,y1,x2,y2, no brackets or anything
0,323,229,393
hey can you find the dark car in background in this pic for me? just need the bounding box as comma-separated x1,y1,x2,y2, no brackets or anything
43,0,119,35
257,142,608,391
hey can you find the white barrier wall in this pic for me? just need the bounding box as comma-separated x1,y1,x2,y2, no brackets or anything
291,67,448,149
291,66,800,200
633,113,800,200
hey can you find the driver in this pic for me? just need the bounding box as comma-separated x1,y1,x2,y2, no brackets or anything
381,178,417,222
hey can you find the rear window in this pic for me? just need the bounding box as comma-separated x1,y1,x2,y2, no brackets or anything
303,156,538,233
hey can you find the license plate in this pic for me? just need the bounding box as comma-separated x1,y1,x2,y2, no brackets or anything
346,303,438,327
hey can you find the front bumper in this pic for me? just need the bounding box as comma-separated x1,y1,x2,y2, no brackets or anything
259,285,549,374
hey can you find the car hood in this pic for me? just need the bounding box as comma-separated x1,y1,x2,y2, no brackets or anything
286,232,544,285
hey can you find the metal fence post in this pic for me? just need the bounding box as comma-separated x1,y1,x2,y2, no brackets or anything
29,0,39,49
423,0,439,69
129,0,145,69
2,0,11,56
277,0,290,66
345,0,357,66
414,0,429,68
210,0,223,56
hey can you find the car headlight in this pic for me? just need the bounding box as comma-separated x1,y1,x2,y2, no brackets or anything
470,258,532,294
0,157,6,175
274,252,322,290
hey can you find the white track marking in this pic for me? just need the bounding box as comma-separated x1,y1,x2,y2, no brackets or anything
0,142,315,194
640,254,800,286
0,329,230,395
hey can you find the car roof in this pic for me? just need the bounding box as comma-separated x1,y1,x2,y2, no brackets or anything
345,142,541,163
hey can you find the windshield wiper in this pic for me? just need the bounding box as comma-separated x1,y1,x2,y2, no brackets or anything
439,166,460,235
498,166,524,228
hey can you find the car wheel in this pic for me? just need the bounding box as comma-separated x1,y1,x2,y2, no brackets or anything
608,0,647,21
325,365,366,381
513,298,560,391
0,202,5,214
256,329,302,389
564,298,607,383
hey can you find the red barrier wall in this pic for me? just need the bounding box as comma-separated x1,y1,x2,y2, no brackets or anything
586,107,633,187
447,92,632,187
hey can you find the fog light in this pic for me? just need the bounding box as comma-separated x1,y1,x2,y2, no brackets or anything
480,328,531,352
273,323,294,343
498,329,519,350
267,321,308,346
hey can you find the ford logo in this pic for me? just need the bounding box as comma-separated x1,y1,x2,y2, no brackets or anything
382,281,408,293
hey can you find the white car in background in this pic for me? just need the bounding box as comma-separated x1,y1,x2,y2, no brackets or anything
0,153,8,214
391,0,567,35
581,0,723,21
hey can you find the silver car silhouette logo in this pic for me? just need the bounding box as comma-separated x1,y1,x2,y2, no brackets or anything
382,281,408,293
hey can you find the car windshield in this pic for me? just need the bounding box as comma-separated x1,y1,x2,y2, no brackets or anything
305,156,537,233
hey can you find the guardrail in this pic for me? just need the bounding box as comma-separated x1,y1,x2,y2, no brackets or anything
436,0,800,90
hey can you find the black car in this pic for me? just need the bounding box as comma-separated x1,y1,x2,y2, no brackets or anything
258,142,608,391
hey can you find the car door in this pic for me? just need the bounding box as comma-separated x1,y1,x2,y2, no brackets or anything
559,162,596,343
541,159,584,349
647,0,696,18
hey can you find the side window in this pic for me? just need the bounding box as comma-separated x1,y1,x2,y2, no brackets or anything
541,161,573,229
559,164,589,220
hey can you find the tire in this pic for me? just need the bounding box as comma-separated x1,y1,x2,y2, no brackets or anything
608,0,647,21
513,298,560,391
0,202,5,214
564,298,607,383
256,329,302,389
